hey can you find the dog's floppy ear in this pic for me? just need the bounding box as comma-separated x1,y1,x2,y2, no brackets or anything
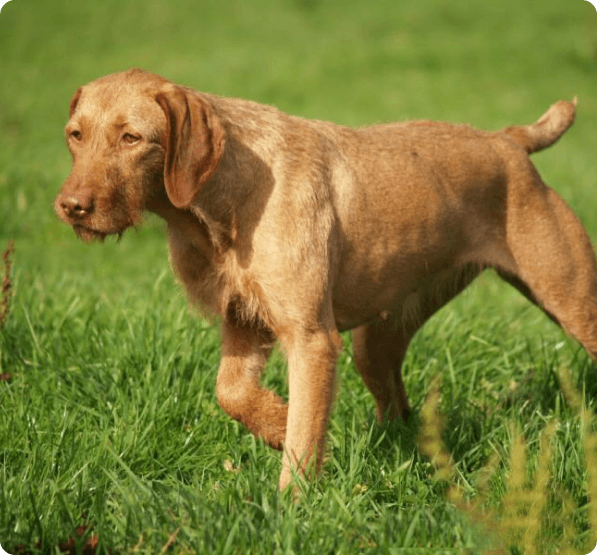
155,88,226,209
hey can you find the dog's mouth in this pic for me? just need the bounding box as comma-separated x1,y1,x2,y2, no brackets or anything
73,224,123,244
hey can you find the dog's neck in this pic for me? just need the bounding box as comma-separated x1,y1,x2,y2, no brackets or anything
147,132,273,260
146,187,217,257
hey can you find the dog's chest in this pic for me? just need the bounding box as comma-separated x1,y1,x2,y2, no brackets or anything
167,226,268,325
167,226,221,313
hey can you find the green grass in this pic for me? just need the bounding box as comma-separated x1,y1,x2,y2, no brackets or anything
1,0,597,552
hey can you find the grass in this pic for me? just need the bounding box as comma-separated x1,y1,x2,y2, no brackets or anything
1,0,597,552
418,369,597,554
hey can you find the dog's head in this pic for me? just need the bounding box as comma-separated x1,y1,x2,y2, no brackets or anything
55,69,226,242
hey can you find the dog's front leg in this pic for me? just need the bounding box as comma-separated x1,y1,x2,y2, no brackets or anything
216,319,288,450
278,326,341,490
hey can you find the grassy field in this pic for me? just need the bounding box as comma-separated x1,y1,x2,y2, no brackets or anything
1,0,597,552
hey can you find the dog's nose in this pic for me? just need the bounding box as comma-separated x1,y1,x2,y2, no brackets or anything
60,194,94,218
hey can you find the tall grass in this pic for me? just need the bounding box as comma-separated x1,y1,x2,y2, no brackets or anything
418,369,597,554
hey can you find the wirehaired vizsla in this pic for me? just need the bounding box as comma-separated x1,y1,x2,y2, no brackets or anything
56,69,595,490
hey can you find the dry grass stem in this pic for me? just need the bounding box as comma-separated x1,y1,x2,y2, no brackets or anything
0,240,14,331
558,368,597,549
418,369,597,554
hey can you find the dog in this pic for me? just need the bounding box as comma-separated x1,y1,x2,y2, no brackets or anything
55,69,596,490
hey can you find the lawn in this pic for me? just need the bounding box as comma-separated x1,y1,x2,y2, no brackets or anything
0,0,596,552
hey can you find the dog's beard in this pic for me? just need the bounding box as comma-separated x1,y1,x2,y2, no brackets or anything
73,224,108,243
62,175,147,245
72,214,139,244
70,198,144,244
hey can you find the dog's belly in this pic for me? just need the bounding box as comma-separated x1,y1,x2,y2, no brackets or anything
331,253,466,331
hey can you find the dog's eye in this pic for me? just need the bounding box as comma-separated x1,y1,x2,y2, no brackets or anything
122,133,141,145
69,130,82,141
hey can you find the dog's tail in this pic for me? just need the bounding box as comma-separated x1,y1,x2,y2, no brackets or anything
502,98,577,154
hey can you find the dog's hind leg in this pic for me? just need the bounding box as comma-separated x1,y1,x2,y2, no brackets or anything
353,264,481,423
498,178,597,359
352,318,412,423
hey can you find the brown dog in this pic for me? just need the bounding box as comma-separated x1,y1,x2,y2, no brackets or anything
56,69,596,490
